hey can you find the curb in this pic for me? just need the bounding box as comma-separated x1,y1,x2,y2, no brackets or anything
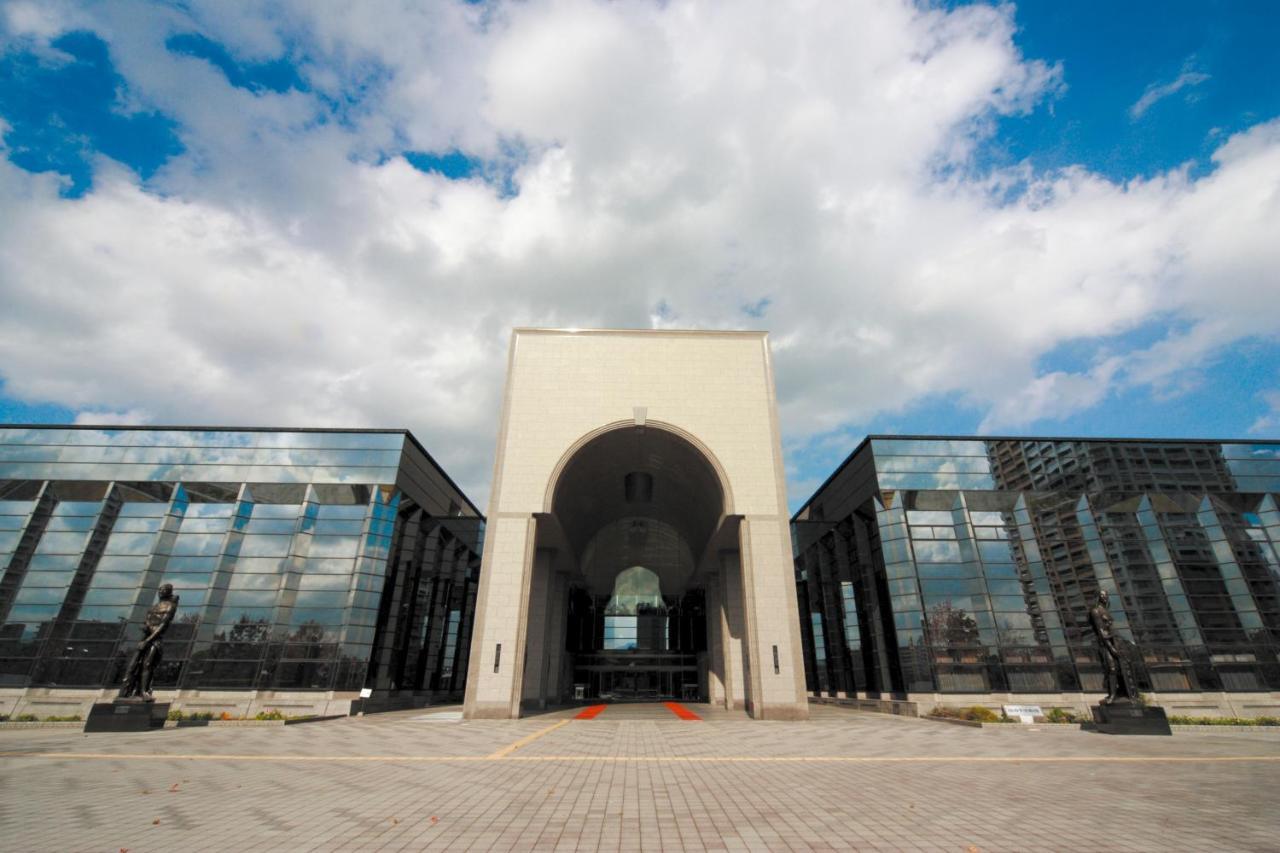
160,715,344,729
1170,724,1280,733
923,716,986,728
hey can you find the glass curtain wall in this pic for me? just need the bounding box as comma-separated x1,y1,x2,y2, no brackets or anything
365,509,482,696
0,428,483,695
794,437,1280,697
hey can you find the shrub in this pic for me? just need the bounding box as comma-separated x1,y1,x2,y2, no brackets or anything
13,713,39,722
962,705,1002,723
43,714,82,722
928,705,1004,722
219,711,235,721
1045,707,1084,724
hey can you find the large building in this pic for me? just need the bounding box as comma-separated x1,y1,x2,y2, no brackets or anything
463,328,809,719
4,332,1279,722
0,426,482,720
792,436,1280,716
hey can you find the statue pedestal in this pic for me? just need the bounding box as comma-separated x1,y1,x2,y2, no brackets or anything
1091,701,1172,736
84,701,170,733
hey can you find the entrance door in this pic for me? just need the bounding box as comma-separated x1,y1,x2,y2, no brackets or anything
566,582,706,702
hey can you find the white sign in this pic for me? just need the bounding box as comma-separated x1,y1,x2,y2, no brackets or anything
359,688,373,699
1003,704,1043,723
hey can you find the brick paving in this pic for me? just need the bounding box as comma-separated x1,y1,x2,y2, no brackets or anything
1,703,1278,851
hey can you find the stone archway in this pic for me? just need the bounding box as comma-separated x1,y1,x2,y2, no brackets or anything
462,328,809,720
519,423,734,709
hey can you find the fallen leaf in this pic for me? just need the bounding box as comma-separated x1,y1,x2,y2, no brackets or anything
392,818,400,825
169,783,180,792
430,816,439,824
152,819,161,826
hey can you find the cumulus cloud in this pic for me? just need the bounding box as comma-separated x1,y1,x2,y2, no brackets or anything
978,359,1122,432
0,0,1278,508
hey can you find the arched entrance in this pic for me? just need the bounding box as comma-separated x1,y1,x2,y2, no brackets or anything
463,328,809,721
522,424,731,707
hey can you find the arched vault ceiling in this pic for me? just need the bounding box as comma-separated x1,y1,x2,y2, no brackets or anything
580,516,696,597
551,426,724,568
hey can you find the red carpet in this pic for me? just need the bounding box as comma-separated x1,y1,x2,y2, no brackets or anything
574,704,607,719
664,702,701,720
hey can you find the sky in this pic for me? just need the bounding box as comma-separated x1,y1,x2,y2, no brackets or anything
0,0,1278,512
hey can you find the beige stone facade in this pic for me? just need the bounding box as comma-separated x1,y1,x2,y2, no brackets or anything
463,329,809,719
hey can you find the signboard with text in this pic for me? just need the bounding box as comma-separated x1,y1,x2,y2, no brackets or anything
1003,704,1043,723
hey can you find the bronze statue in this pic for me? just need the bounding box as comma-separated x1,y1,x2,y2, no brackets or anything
1088,589,1136,704
117,583,179,702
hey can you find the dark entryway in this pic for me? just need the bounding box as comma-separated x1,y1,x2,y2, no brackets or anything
565,584,706,701
521,424,728,710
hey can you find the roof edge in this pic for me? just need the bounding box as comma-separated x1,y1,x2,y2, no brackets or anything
512,327,767,337
790,433,1280,523
0,423,484,520
1,423,409,434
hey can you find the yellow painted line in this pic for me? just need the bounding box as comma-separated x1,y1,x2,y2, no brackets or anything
0,752,475,763
486,718,572,759
2,751,1279,765
508,755,1280,764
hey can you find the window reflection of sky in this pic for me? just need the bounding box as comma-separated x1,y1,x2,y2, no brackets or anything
803,437,1280,696
0,428,472,693
0,428,406,485
871,443,995,490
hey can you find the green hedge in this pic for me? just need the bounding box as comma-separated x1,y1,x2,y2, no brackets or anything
1044,707,1086,724
929,705,1009,722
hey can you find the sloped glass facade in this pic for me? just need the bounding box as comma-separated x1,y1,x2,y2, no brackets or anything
793,437,1280,697
0,427,482,696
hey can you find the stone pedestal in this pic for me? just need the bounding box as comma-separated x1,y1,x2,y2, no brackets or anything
1091,701,1172,735
84,701,170,733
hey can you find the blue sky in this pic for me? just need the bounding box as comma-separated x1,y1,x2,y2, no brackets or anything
0,0,1277,510
988,0,1280,181
784,0,1280,499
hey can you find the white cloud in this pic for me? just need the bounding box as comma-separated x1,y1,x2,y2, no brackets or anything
2,1,71,40
1252,390,1280,436
978,358,1121,432
0,0,1278,508
73,408,153,426
1130,65,1210,119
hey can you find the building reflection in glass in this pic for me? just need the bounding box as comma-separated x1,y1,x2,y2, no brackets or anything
793,437,1280,698
0,427,483,702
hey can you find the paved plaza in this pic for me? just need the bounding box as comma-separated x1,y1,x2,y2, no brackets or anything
2,703,1279,851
